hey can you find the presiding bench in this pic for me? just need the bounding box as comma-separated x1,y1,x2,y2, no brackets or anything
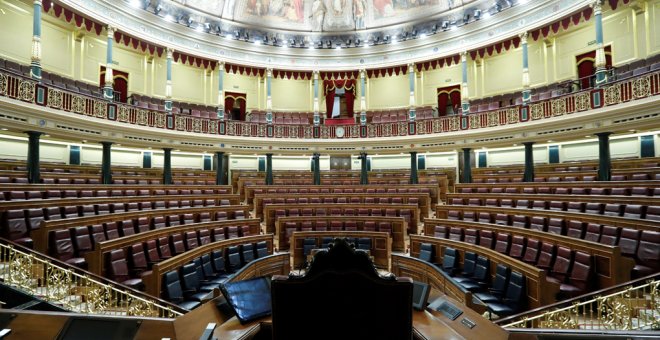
289,231,392,269
263,203,420,233
275,216,407,251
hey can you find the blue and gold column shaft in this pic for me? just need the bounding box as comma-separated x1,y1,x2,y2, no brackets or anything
30,0,43,81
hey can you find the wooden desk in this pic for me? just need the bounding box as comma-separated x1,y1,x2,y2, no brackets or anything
263,203,420,233
410,235,559,308
243,184,445,205
289,231,392,270
85,218,261,276
275,216,407,251
142,234,274,296
254,192,432,218
35,205,251,253
423,218,636,289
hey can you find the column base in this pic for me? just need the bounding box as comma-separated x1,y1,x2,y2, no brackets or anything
164,100,172,113
103,86,114,101
522,89,532,105
461,102,470,115
217,108,224,120
30,63,42,81
408,109,416,122
595,68,608,87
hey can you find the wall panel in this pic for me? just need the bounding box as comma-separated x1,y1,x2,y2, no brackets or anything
271,78,311,111
367,74,408,109
483,48,523,96
0,1,33,65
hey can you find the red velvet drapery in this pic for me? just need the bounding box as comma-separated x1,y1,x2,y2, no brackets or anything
324,80,355,118
575,46,612,89
99,66,129,102
225,92,247,120
437,85,461,116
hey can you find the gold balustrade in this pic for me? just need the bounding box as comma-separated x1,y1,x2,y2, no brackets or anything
0,242,183,318
502,277,659,330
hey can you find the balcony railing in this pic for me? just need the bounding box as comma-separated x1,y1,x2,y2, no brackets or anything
498,274,659,331
0,240,184,318
0,68,658,139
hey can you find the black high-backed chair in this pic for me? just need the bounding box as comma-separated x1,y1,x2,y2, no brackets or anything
486,271,527,318
438,247,458,276
458,256,490,291
162,271,201,310
271,238,413,340
474,264,510,303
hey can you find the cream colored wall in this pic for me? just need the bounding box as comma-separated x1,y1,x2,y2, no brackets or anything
0,1,36,65
370,155,411,170
482,49,522,96
271,78,312,111
484,146,549,167
150,151,204,169
648,0,660,57
560,136,640,162
425,152,458,168
367,74,409,109
80,147,102,165
229,155,259,170
0,136,30,161
272,156,311,170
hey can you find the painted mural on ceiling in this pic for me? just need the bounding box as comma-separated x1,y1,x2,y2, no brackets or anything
166,0,476,31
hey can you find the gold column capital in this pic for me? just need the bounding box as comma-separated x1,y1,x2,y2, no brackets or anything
519,32,528,44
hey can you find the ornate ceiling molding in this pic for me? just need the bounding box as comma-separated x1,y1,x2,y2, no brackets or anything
62,0,590,70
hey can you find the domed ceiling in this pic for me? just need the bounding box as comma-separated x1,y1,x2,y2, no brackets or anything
70,0,585,69
160,0,476,32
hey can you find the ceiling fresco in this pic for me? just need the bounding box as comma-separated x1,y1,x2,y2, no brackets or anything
152,0,477,32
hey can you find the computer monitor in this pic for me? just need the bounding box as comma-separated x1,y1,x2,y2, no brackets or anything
220,276,272,324
412,281,431,311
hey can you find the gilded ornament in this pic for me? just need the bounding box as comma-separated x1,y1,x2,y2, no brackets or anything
18,80,36,102
0,73,8,95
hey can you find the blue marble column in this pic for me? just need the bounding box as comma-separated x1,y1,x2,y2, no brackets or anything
359,152,368,184
26,131,42,184
521,32,531,104
593,1,608,86
523,142,535,182
360,69,367,125
30,0,43,81
313,70,320,126
460,52,470,114
408,63,416,121
103,26,115,101
165,48,173,113
217,61,225,120
266,68,273,124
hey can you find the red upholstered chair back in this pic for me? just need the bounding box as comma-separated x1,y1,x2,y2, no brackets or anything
49,230,74,261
